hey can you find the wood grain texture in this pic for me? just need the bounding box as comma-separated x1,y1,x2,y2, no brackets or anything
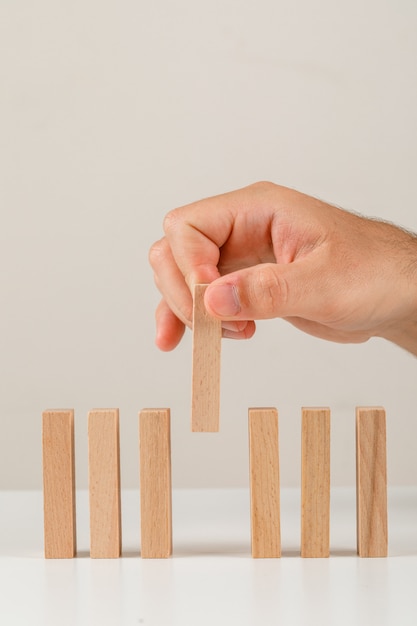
191,284,221,432
139,409,172,558
356,406,388,557
42,410,76,558
301,407,331,558
88,409,121,558
249,408,281,558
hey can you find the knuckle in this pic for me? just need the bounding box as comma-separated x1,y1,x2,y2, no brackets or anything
148,238,167,269
249,180,277,196
163,208,182,235
252,180,275,192
252,265,288,317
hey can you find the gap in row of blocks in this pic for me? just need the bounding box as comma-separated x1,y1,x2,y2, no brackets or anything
42,406,388,560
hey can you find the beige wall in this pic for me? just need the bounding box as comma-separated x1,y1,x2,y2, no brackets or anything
1,1,417,489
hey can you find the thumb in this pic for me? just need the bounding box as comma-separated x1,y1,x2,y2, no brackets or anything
205,262,314,321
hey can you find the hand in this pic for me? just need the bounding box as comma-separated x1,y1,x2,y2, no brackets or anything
149,182,417,355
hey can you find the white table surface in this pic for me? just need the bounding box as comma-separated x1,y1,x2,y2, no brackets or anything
1,488,417,625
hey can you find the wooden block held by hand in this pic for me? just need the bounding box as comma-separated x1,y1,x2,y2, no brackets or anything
356,406,388,557
88,409,121,558
249,408,281,558
42,410,76,558
139,409,172,558
301,407,331,558
191,284,222,432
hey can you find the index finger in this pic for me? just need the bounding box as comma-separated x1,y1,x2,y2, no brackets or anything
162,203,231,290
163,185,261,289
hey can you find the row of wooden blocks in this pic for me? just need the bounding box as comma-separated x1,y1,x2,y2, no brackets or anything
42,406,387,559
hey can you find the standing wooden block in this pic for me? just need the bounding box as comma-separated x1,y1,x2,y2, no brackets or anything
356,406,388,557
42,410,76,558
191,283,222,432
248,408,281,558
301,407,331,558
139,409,172,558
88,409,121,558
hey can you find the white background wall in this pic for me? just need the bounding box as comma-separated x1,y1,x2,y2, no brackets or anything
1,0,416,490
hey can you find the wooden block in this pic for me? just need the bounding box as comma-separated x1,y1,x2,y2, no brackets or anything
248,408,281,558
139,409,172,558
301,407,331,558
191,284,222,432
356,406,388,557
88,409,121,558
42,410,76,558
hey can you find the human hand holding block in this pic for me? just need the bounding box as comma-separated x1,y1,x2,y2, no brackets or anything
151,182,417,357
191,284,222,432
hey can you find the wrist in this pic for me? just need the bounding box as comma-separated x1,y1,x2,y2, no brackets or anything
377,228,417,356
380,318,417,356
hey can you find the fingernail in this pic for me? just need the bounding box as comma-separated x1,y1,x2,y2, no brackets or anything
207,284,241,317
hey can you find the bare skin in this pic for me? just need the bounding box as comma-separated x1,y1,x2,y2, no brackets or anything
149,182,417,356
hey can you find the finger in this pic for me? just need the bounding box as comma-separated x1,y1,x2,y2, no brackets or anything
150,238,254,340
155,299,186,351
222,320,256,340
163,207,226,289
221,320,252,333
162,183,275,289
149,237,194,327
204,260,324,322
